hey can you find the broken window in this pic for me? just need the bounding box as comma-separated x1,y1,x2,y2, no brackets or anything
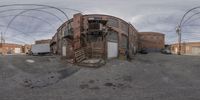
107,31,118,42
64,22,73,36
88,23,101,30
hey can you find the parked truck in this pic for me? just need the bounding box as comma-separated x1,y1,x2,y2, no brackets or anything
30,44,50,55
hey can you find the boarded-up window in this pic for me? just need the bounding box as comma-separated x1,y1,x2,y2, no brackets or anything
107,18,119,28
107,31,118,42
121,35,128,49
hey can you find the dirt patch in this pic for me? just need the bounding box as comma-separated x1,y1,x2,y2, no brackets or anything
22,68,79,89
89,86,100,90
88,80,95,84
122,75,132,82
58,68,79,79
104,82,132,89
104,82,116,87
79,83,100,90
80,84,89,89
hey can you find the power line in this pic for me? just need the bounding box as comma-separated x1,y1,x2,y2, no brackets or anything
0,4,70,37
0,14,55,28
0,24,36,41
0,8,63,22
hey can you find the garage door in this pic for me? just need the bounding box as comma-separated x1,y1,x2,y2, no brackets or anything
62,46,66,56
14,48,21,54
107,42,118,58
192,47,200,55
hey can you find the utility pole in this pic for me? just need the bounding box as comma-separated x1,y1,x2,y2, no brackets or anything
0,32,2,48
176,25,181,55
0,32,2,44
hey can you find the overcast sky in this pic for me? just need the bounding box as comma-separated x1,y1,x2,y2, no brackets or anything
0,0,200,44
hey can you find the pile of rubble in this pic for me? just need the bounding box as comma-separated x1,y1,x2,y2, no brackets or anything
78,58,106,68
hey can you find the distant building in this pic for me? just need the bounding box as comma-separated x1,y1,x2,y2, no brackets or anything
21,44,31,54
50,13,139,63
139,32,165,52
35,39,51,44
171,42,200,55
0,43,23,54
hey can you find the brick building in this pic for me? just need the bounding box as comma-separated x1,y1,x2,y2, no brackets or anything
50,13,138,63
21,44,31,54
171,42,200,55
35,39,51,44
0,43,23,54
139,32,165,52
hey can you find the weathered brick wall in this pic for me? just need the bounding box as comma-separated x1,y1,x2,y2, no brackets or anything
0,43,23,54
139,32,165,52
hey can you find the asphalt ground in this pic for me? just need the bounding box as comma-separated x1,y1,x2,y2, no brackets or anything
0,53,200,100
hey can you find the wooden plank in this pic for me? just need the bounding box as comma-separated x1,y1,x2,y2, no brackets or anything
76,56,86,62
74,48,87,63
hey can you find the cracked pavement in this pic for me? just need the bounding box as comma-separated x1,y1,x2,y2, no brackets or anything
0,53,200,100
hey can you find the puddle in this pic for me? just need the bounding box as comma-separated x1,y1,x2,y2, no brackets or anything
26,59,35,63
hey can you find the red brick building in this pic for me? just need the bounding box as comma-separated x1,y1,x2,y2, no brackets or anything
139,32,165,52
35,39,51,44
0,43,23,54
50,13,138,62
171,42,200,55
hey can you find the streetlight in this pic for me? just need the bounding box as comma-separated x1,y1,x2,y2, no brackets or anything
176,6,200,55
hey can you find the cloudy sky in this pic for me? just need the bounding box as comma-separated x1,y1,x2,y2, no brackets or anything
0,0,200,44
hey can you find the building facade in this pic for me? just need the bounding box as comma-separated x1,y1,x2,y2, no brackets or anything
171,42,200,55
0,43,23,54
138,32,165,52
35,39,51,44
50,13,138,62
21,44,31,54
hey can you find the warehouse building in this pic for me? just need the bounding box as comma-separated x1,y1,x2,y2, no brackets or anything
50,13,138,63
0,43,23,54
171,42,200,55
35,39,51,44
138,32,165,52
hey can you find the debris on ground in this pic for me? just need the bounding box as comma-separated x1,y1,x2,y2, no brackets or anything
25,59,35,63
22,68,79,89
78,58,106,68
22,72,61,88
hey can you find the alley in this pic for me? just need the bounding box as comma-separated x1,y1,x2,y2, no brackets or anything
0,53,200,100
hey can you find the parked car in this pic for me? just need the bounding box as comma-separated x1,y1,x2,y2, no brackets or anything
138,49,148,54
161,49,171,54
